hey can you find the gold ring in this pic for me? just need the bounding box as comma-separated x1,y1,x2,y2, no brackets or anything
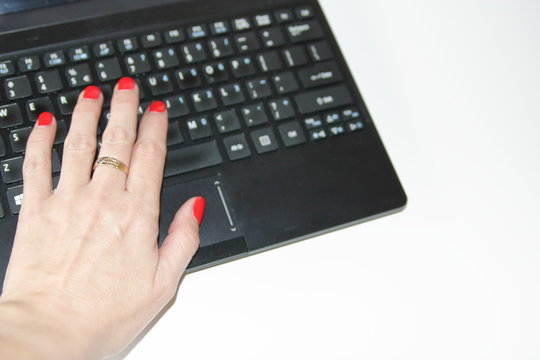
93,157,129,175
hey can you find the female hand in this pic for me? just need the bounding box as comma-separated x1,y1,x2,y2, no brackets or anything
0,77,203,359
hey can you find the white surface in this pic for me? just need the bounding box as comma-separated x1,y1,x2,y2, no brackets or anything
126,1,540,359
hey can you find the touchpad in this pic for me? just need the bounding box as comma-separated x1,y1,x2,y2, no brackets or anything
158,175,242,248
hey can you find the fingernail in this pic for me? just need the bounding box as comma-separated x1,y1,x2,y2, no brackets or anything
37,112,53,126
192,196,206,225
148,100,166,113
83,85,101,99
118,77,136,90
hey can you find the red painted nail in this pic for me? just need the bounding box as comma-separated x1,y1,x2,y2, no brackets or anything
83,85,101,99
192,196,206,225
118,77,136,90
37,112,53,126
148,100,166,113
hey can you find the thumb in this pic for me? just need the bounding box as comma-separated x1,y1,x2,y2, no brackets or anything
155,196,205,290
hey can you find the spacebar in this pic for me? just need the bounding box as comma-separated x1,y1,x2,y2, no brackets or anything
164,140,223,177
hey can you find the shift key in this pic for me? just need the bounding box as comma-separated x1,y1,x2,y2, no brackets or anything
294,85,352,114
164,140,223,177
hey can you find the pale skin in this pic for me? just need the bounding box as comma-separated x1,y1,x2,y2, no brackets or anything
0,79,201,359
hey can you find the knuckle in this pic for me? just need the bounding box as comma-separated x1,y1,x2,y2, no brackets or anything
135,138,165,158
26,132,50,147
175,227,200,256
102,126,134,146
23,154,49,175
64,134,96,152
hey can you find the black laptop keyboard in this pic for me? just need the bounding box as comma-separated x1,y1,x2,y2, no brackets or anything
0,5,365,218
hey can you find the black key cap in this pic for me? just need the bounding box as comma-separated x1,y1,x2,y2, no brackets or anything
295,6,314,19
164,140,223,177
57,90,79,115
26,97,55,122
254,14,273,27
125,53,151,75
223,133,251,160
342,107,361,120
287,21,323,43
175,67,202,89
181,42,207,64
308,41,333,62
232,18,251,32
294,85,353,114
203,62,229,84
1,156,23,183
346,119,365,133
328,123,346,136
4,76,32,100
273,72,299,94
99,84,113,105
0,104,23,129
251,127,278,154
55,119,68,144
167,121,184,146
0,201,3,218
246,77,272,100
230,56,256,77
275,10,294,23
235,33,260,52
187,25,208,39
298,61,343,89
241,103,269,127
257,51,283,72
260,27,286,48
164,29,185,44
0,60,15,77
163,95,189,118
68,46,91,62
323,111,342,125
282,46,308,67
9,127,32,153
66,63,93,87
118,37,138,52
6,184,24,214
309,128,328,141
93,41,115,57
153,47,180,70
210,21,230,35
0,137,5,157
141,32,162,48
35,70,63,94
43,51,66,67
268,97,295,121
214,109,241,134
278,121,306,147
186,115,212,140
209,37,234,58
304,115,323,129
218,83,245,106
191,89,217,112
96,58,122,82
147,73,173,96
18,56,40,72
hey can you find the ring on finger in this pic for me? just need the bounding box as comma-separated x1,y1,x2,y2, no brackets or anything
93,156,129,175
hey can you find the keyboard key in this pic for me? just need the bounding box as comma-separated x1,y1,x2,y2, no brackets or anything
18,56,40,72
294,85,353,114
323,111,342,125
153,47,180,70
346,119,364,132
26,97,55,122
4,76,32,100
93,41,115,57
309,128,327,141
260,27,286,48
167,121,184,146
55,120,68,144
328,123,346,136
0,104,23,129
218,83,245,106
164,29,185,44
125,53,151,75
1,157,23,184
251,127,278,154
35,70,63,94
66,64,93,87
282,46,308,67
273,72,299,94
209,37,234,58
181,42,207,64
254,14,273,27
99,85,113,105
241,103,268,127
223,133,251,160
235,33,260,52
214,109,241,134
141,32,162,48
246,77,272,100
230,57,256,77
175,67,202,89
146,73,173,96
118,37,138,52
295,6,314,19
58,90,79,115
0,137,5,157
0,60,15,77
68,46,91,62
257,51,283,72
0,202,3,218
6,184,24,214
342,107,361,120
191,89,217,112
164,140,223,177
164,95,189,118
308,41,333,62
278,121,306,147
188,25,208,39
95,58,122,82
9,127,32,153
203,62,229,84
186,116,212,140
232,18,251,32
304,115,323,129
275,10,294,23
210,21,230,35
287,21,323,43
43,51,66,67
298,61,343,89
268,97,295,121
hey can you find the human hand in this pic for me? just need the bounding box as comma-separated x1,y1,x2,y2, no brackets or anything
0,78,203,359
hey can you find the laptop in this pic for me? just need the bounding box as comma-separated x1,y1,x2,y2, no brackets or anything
0,0,407,290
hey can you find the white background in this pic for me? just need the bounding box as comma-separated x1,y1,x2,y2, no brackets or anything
125,1,540,359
